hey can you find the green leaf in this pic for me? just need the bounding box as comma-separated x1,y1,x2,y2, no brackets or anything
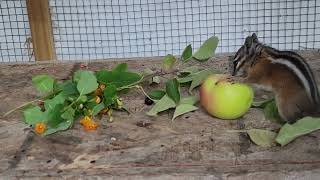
73,70,82,82
103,84,117,106
166,79,180,104
84,100,98,110
141,68,155,83
78,95,88,103
251,98,274,108
263,100,284,124
47,104,65,127
247,129,277,147
193,36,219,61
177,75,194,83
92,103,105,116
23,106,47,125
43,119,73,136
162,54,176,70
276,116,320,146
181,44,192,62
189,69,215,93
66,95,78,102
60,80,78,96
177,69,216,91
142,68,154,77
152,76,161,84
148,90,166,100
172,104,198,120
32,75,55,93
179,96,199,105
180,66,201,74
147,95,176,116
96,70,142,88
44,93,65,112
61,107,75,120
113,63,128,72
76,71,99,95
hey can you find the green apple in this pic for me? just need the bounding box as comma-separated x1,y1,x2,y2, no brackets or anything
200,74,253,120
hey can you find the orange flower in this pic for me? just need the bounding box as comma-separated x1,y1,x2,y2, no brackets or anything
84,122,98,131
80,116,91,126
80,116,98,131
34,122,46,134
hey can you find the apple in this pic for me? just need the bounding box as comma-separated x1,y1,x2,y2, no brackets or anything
200,74,253,120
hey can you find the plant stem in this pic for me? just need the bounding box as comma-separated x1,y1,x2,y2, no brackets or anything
2,99,42,117
135,85,157,101
2,89,61,118
62,91,83,112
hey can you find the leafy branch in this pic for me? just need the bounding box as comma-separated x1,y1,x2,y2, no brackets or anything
144,36,220,120
3,34,320,148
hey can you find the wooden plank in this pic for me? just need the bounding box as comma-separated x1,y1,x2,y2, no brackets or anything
1,52,320,178
26,0,56,61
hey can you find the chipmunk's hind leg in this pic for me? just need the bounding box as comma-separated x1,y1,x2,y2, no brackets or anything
276,96,305,124
280,98,319,124
282,104,304,124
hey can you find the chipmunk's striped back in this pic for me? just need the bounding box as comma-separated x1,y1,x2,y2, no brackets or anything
232,33,320,106
264,47,320,106
233,33,320,122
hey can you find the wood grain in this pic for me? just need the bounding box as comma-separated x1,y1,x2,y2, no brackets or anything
0,52,320,179
26,0,56,61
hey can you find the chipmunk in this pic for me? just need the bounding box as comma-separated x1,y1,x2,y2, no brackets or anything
231,33,320,124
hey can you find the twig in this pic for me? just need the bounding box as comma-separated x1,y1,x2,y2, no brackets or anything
2,99,42,118
2,89,60,118
62,90,84,112
135,85,157,101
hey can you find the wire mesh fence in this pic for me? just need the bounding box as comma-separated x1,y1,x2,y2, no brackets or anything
0,0,320,62
0,0,33,62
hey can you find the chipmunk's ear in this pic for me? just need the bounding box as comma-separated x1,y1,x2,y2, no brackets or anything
244,36,253,48
251,33,258,43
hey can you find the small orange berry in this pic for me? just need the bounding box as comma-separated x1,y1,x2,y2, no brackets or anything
95,96,101,104
34,122,46,134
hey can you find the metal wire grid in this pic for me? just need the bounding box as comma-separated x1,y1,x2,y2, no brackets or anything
0,0,319,62
49,0,320,61
0,0,33,62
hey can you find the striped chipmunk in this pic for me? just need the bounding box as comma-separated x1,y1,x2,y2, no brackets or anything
231,33,320,124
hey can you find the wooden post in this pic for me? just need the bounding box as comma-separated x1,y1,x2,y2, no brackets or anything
26,0,56,61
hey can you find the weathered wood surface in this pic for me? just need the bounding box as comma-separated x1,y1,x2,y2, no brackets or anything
1,51,320,179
